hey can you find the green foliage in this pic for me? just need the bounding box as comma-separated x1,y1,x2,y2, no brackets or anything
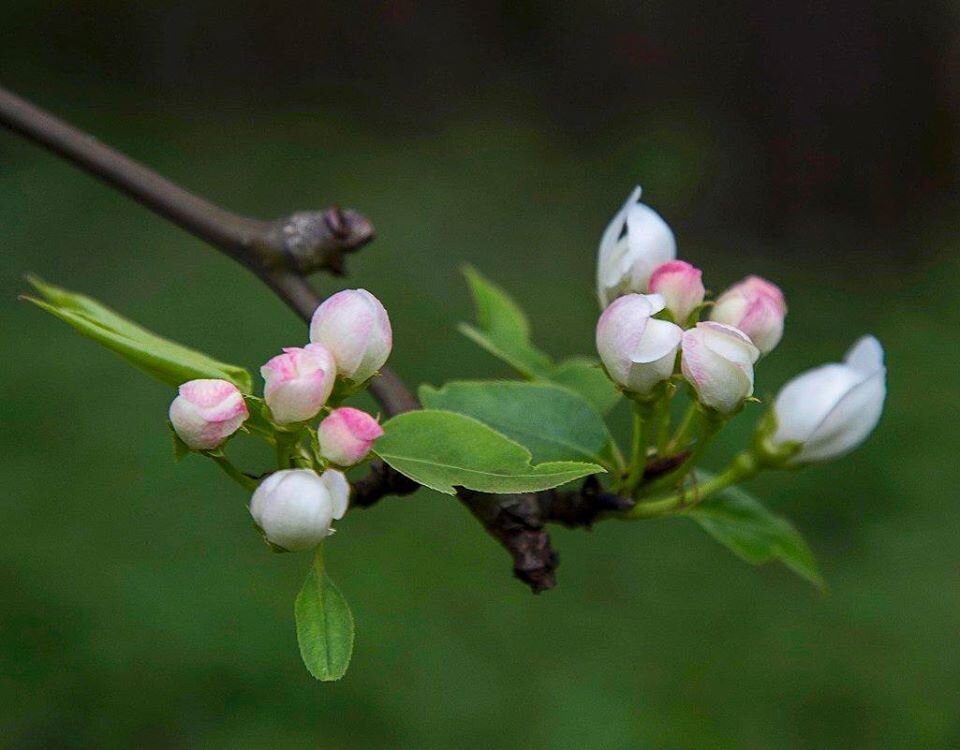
685,475,825,590
295,547,355,682
458,267,621,413
419,380,612,464
549,357,620,415
375,409,604,494
458,265,554,378
23,276,253,392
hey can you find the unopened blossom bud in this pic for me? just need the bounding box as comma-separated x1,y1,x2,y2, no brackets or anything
681,322,760,414
169,378,248,450
648,260,705,324
261,344,336,424
595,293,683,397
767,336,886,465
710,275,786,355
597,187,677,308
249,468,350,552
318,407,384,466
309,289,392,384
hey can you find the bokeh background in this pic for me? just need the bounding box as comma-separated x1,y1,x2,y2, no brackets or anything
2,2,958,748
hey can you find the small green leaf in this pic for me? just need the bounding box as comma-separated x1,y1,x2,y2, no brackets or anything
419,380,612,464
459,266,553,378
685,476,825,590
375,409,603,495
548,357,621,415
295,546,355,682
168,423,192,462
24,276,252,392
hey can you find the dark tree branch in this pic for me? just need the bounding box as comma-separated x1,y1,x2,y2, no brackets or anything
0,83,622,593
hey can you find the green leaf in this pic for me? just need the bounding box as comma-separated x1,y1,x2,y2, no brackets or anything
459,266,553,378
295,546,355,682
685,476,825,590
375,409,604,495
23,276,253,392
548,357,621,415
419,380,612,464
168,423,192,462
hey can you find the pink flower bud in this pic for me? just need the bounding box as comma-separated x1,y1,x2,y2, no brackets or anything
710,275,786,355
309,289,392,384
648,260,706,324
317,407,384,466
681,322,760,414
317,406,383,466
249,468,350,551
595,293,683,396
169,378,248,450
260,344,336,424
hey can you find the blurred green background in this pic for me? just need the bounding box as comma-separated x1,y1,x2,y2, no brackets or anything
2,2,958,748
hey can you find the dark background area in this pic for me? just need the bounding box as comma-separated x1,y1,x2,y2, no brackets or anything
1,2,958,748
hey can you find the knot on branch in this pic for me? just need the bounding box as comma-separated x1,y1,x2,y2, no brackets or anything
460,478,635,593
265,207,375,275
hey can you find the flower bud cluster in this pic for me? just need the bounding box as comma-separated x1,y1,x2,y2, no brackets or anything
168,289,393,551
595,186,885,461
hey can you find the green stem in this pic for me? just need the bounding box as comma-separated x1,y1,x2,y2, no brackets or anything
669,403,699,451
655,390,675,453
620,450,760,519
641,413,723,496
623,401,649,492
208,452,258,492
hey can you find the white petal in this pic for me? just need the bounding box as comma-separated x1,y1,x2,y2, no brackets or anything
772,364,861,445
320,469,351,520
630,318,683,364
844,335,884,376
796,369,886,463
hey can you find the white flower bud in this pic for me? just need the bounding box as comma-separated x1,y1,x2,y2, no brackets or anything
597,187,677,308
309,289,392,384
249,468,350,551
169,378,248,450
648,260,705,324
260,344,337,424
769,336,886,464
317,407,384,466
710,275,787,355
595,293,683,396
681,322,760,414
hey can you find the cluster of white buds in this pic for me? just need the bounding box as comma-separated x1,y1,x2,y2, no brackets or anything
596,187,886,462
169,289,392,551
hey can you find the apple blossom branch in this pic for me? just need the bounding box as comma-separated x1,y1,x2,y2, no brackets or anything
0,84,625,592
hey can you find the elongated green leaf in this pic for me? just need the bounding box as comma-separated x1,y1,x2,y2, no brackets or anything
375,409,603,494
459,266,553,378
295,547,355,681
24,277,252,392
549,357,621,415
419,380,611,464
685,476,825,590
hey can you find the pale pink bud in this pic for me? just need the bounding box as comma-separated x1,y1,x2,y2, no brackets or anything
169,378,248,450
710,275,786,355
681,322,760,414
595,293,683,396
648,260,706,324
249,468,350,551
317,407,384,466
260,344,336,424
309,289,392,384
